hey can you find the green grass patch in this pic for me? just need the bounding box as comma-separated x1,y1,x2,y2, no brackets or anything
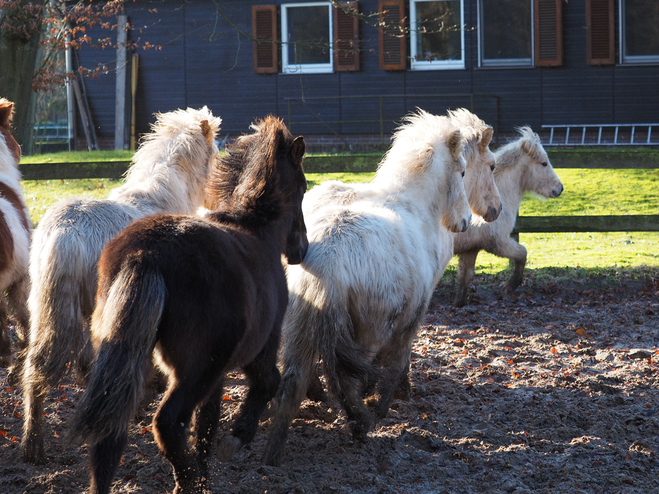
21,178,123,225
20,150,134,164
520,168,659,216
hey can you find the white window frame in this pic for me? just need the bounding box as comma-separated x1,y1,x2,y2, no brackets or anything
410,0,465,71
281,2,334,74
618,0,659,65
477,0,534,68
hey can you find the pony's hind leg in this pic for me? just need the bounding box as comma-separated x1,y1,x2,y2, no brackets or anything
263,340,316,466
0,299,10,367
153,383,206,494
21,307,86,463
89,430,128,494
192,386,223,480
219,329,281,461
367,316,423,422
5,276,31,384
454,250,479,307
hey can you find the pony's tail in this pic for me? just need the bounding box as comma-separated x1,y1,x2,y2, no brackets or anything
69,261,166,445
313,282,376,401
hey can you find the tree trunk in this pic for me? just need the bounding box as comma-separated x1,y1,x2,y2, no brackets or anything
0,1,42,155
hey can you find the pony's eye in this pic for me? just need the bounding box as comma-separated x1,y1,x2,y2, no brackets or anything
541,161,548,167
490,165,495,172
461,171,465,178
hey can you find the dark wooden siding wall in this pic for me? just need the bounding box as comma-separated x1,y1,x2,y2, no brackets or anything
76,0,659,143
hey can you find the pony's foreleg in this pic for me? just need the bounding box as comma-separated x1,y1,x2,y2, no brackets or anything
454,250,479,307
263,346,315,467
89,431,128,494
488,237,527,296
220,329,281,463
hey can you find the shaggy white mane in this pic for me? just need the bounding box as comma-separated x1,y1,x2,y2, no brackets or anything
447,108,491,163
495,126,547,170
111,106,221,212
374,109,461,188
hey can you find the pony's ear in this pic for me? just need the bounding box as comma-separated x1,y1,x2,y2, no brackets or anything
479,127,493,152
289,136,306,165
0,98,14,129
447,130,462,160
200,120,214,146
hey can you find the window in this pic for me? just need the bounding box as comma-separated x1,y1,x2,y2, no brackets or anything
282,2,333,74
479,0,533,67
619,0,659,64
477,0,562,68
253,2,360,74
410,0,465,70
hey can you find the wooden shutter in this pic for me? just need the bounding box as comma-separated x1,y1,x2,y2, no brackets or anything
379,0,406,70
586,0,615,65
534,0,563,66
334,2,360,71
252,5,278,74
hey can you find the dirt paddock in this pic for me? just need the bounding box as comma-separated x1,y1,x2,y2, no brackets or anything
1,267,658,493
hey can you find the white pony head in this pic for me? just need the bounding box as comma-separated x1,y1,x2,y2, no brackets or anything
447,108,501,222
495,126,563,199
377,109,471,233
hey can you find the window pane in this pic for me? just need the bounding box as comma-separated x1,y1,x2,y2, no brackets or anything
286,6,330,65
624,0,659,57
415,1,462,61
481,0,532,60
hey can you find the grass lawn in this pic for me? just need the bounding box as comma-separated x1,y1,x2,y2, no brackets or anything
19,167,659,274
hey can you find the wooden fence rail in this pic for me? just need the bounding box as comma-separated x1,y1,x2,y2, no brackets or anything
19,148,659,234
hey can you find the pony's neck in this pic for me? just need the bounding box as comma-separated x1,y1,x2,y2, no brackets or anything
494,147,529,213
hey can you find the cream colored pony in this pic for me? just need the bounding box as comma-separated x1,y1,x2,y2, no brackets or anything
264,110,471,466
21,107,221,464
453,126,563,306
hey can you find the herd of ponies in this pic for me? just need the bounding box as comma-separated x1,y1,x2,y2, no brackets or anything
0,97,563,493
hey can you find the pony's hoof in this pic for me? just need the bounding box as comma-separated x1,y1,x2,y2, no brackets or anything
5,366,20,387
217,435,242,462
349,416,374,441
22,440,47,465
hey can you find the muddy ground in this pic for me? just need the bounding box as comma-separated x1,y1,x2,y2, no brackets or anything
1,266,658,494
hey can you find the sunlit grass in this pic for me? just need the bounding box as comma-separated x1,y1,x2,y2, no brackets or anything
21,178,123,225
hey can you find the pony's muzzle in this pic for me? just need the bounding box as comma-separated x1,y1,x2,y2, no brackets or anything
286,237,309,265
483,203,502,223
552,184,564,198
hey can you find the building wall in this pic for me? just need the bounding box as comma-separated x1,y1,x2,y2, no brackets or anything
76,0,659,147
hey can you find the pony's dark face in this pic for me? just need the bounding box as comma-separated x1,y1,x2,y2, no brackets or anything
284,136,309,265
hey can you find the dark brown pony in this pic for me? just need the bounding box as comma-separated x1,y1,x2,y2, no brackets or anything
0,98,31,369
70,116,308,494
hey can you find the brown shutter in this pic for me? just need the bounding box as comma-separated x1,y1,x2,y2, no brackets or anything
535,0,563,66
334,2,360,71
379,0,406,71
586,0,615,65
252,5,278,74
